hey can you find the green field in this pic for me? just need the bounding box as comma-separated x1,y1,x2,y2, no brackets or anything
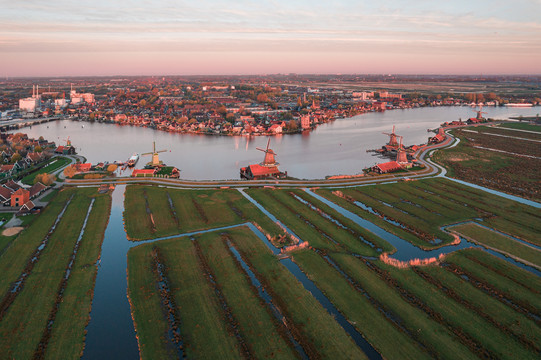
450,223,541,268
0,187,111,359
128,226,366,359
500,122,541,132
316,178,541,248
123,180,540,359
433,127,541,200
123,185,288,246
21,156,71,185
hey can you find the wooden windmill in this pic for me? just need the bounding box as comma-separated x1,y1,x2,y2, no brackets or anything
142,141,168,167
256,138,279,167
472,106,487,120
63,137,71,146
396,136,408,164
383,126,399,147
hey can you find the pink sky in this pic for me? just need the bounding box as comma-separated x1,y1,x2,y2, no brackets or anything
1,1,540,76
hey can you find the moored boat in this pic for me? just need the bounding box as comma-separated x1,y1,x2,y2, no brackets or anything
127,153,139,167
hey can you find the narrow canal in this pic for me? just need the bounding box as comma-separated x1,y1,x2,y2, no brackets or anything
83,185,139,360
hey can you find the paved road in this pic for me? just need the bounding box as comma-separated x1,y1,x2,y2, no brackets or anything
62,132,456,189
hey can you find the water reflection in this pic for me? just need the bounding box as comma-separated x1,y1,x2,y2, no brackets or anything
13,107,539,180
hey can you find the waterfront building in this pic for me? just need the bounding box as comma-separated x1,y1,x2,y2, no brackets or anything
19,85,41,112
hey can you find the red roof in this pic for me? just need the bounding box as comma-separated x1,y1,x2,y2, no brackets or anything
376,161,402,173
132,169,156,177
30,182,47,198
0,187,13,200
12,188,30,196
248,164,280,177
74,163,92,172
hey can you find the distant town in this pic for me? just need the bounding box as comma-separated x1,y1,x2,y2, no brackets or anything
1,74,539,136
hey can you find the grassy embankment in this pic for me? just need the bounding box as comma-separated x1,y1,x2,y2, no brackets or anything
316,178,541,249
123,185,286,245
0,187,111,359
432,126,541,200
450,223,541,268
246,188,393,256
21,156,71,185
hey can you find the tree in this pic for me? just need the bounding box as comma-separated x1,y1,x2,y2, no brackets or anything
107,164,118,173
257,93,269,103
226,113,236,123
34,146,43,153
63,165,76,178
217,106,227,115
10,153,21,163
34,173,56,186
286,120,298,131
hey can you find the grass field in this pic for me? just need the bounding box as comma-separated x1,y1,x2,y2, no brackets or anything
0,187,111,359
432,127,541,200
128,226,366,359
246,188,391,256
316,178,541,249
500,122,541,132
21,156,71,185
450,223,541,268
124,186,287,245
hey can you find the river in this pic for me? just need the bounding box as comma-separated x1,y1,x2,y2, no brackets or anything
14,106,539,180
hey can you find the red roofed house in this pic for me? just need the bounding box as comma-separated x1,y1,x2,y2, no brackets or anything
429,128,446,144
11,188,30,207
4,180,21,192
26,152,43,164
0,187,13,205
240,164,282,180
0,164,14,175
132,169,157,177
18,200,36,214
372,161,403,174
29,182,47,198
268,124,283,134
73,163,92,173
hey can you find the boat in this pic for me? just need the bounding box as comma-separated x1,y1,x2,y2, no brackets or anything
127,153,139,167
505,103,533,107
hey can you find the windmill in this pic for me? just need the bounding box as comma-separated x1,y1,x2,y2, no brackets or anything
396,136,408,163
256,138,279,167
142,141,168,167
63,137,71,146
472,105,487,120
383,126,399,147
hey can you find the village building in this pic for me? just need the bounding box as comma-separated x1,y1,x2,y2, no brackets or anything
55,145,76,155
372,161,403,174
132,169,157,177
240,139,287,180
11,188,30,207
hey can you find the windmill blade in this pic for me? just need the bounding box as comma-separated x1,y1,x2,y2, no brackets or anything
256,147,267,152
266,138,270,151
141,152,152,156
156,150,168,153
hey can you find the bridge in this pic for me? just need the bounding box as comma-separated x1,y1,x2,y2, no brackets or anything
0,116,64,131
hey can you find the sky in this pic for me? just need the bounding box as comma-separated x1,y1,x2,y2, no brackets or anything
1,0,540,76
